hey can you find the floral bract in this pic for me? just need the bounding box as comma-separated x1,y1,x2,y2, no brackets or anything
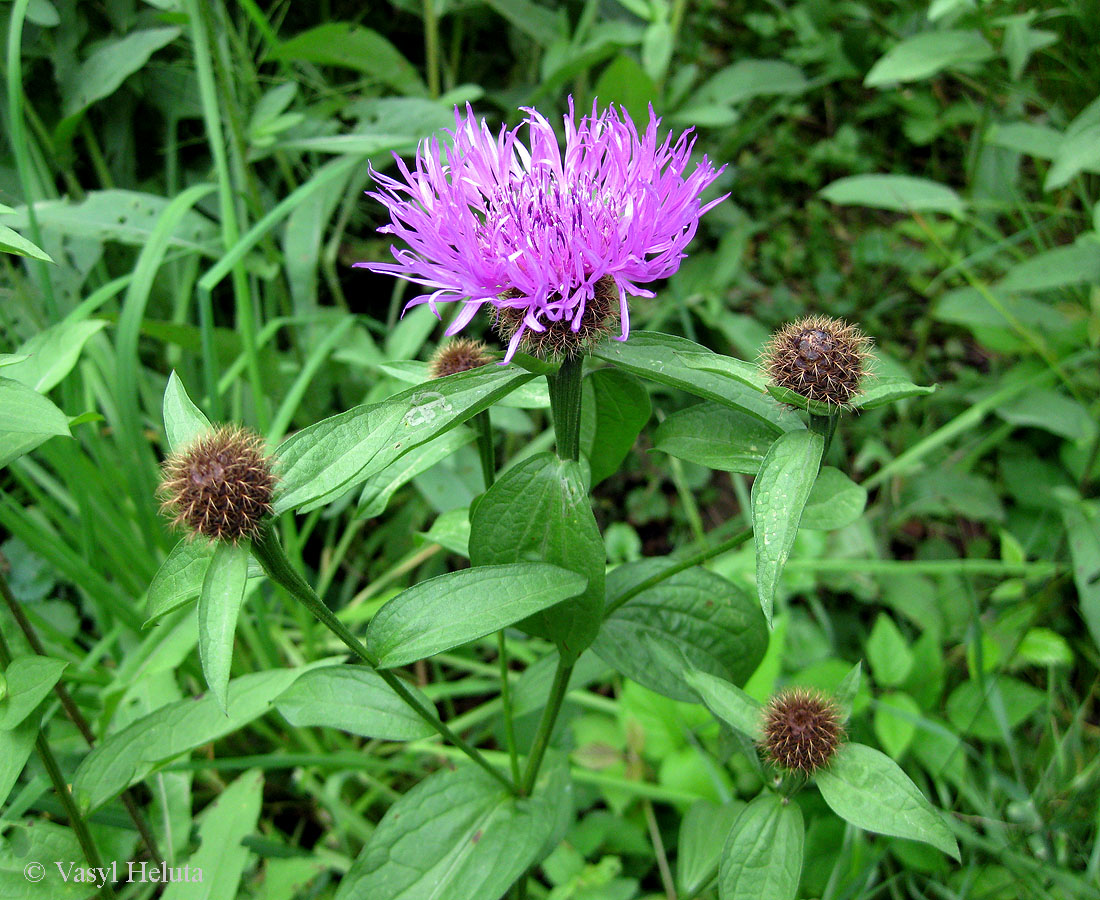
357,99,726,360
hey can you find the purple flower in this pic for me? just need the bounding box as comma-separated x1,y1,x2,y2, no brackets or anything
356,98,726,360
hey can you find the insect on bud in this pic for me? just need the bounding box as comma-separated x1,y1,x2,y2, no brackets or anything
159,426,276,543
760,687,844,775
763,315,872,408
493,275,619,362
429,338,493,378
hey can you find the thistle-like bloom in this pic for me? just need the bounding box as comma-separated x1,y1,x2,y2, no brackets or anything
357,99,726,360
763,315,873,408
159,426,276,543
760,688,844,775
429,338,492,378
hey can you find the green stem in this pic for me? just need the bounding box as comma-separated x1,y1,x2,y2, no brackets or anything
520,656,574,796
546,354,584,462
498,630,521,786
605,526,753,617
422,0,441,98
0,630,116,899
809,413,839,459
473,409,495,489
250,525,516,794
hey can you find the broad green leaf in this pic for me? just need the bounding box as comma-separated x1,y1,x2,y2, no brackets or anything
676,800,745,897
594,55,657,125
1061,497,1100,654
999,243,1100,292
161,770,263,900
693,59,807,105
866,614,914,687
274,365,534,514
470,452,605,662
820,175,963,214
276,668,435,740
356,427,474,519
834,661,863,722
765,383,838,416
72,666,316,812
585,369,651,486
852,376,937,410
1045,123,1100,190
163,372,213,452
945,675,1045,740
61,27,181,117
874,692,922,759
418,507,471,557
864,30,993,86
0,819,88,899
484,0,562,44
335,758,568,900
2,319,106,393
801,467,867,531
270,24,427,96
145,538,215,625
751,429,824,624
653,401,776,474
0,377,70,437
0,715,38,808
816,743,959,859
683,667,763,740
0,223,54,262
718,793,804,900
594,563,767,702
593,332,801,434
0,656,67,729
996,388,1096,443
676,349,769,391
198,541,250,712
366,563,587,668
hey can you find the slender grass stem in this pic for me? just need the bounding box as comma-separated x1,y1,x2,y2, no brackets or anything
250,525,516,794
498,630,521,786
423,0,441,98
520,656,574,796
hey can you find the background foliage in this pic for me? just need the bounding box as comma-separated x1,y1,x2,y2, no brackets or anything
1,0,1099,898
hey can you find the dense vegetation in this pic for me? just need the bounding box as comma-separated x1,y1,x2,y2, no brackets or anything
1,1,1098,899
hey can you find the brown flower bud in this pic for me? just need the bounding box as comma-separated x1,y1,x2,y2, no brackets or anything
159,426,276,543
429,338,493,378
763,315,872,408
493,274,619,361
760,687,844,775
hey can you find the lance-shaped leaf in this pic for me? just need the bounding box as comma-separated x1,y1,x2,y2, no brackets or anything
198,540,250,712
163,371,212,451
719,792,804,900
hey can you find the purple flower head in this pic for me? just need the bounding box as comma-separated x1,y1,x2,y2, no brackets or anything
356,98,727,361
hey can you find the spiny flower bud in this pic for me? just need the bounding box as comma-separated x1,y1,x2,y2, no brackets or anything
429,338,492,378
763,315,872,408
760,687,843,775
493,274,619,361
159,426,276,543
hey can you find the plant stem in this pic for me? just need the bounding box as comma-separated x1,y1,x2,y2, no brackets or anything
809,413,839,459
0,629,116,899
422,0,441,98
520,655,574,796
498,630,521,786
546,354,584,462
251,525,516,794
473,409,495,489
605,526,753,617
0,572,164,866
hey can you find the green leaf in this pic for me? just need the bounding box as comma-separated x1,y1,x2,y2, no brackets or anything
594,563,767,702
834,661,863,722
0,819,88,899
998,243,1100,292
61,27,181,117
873,692,922,759
801,467,867,531
585,369,651,486
683,667,763,740
945,674,1045,740
0,223,54,262
820,175,964,214
484,0,562,44
270,24,427,96
851,376,937,410
0,376,70,437
470,452,605,662
751,429,824,624
676,800,746,897
335,758,568,900
693,59,807,105
764,383,839,416
864,30,993,86
676,350,769,391
275,667,435,740
718,792,804,900
653,401,776,474
162,372,213,453
0,716,38,808
0,656,67,729
816,743,959,859
161,770,263,900
198,541,250,712
1045,123,1100,190
866,614,913,687
366,563,588,669
1061,498,1100,654
2,319,106,393
145,538,215,625
356,427,474,519
72,666,314,812
593,332,801,434
274,365,534,514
